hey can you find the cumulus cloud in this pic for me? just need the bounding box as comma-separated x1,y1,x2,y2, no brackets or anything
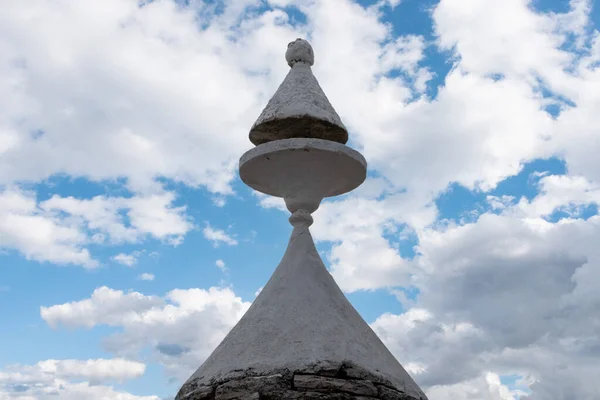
370,210,600,396
311,186,435,292
0,188,95,267
113,252,139,267
202,224,238,247
516,174,600,218
41,191,193,246
0,187,192,267
138,273,155,281
0,358,155,400
41,286,250,380
426,372,526,400
41,286,164,329
0,358,146,384
215,259,227,272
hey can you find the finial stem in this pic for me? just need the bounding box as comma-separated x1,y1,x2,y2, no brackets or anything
289,209,314,227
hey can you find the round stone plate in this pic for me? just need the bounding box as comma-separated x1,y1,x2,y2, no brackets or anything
239,138,367,200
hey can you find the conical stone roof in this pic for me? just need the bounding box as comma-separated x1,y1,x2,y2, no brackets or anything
177,224,427,399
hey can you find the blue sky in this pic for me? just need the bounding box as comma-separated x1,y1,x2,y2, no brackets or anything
1,0,600,399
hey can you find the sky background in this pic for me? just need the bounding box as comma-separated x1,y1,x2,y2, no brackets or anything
1,0,600,399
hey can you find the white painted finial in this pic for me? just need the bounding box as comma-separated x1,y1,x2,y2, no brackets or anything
249,39,348,145
285,38,314,67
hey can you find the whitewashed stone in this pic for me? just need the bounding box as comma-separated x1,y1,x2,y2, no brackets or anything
285,38,314,67
239,138,367,216
249,39,347,145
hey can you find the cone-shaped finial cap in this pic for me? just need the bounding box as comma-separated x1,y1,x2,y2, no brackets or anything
249,38,348,146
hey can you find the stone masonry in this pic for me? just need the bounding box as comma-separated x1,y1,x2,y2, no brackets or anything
177,362,423,400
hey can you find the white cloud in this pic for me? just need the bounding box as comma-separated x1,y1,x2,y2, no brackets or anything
0,188,95,268
0,358,156,400
113,252,138,267
215,259,227,272
383,0,402,9
41,286,164,329
1,358,146,383
138,273,155,281
212,197,227,208
516,174,600,218
41,191,193,245
434,0,571,81
366,210,600,396
41,286,250,380
202,224,238,247
427,372,525,400
487,195,517,211
0,187,193,268
311,190,435,292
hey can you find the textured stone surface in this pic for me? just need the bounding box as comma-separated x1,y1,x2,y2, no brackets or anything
176,368,426,400
294,375,378,397
239,138,367,205
215,375,288,400
178,384,213,399
377,385,413,400
249,39,348,146
285,38,314,67
272,392,374,400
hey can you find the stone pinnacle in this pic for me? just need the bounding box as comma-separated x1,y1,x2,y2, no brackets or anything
175,38,427,400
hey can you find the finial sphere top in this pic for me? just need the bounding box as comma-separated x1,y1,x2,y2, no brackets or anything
285,38,314,67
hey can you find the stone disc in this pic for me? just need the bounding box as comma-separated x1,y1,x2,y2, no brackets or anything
239,138,367,201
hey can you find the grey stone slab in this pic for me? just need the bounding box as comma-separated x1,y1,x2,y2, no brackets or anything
178,384,213,399
265,391,372,400
378,385,415,400
215,374,289,400
294,375,378,397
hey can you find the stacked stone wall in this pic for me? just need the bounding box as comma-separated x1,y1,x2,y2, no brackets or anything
177,364,424,400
